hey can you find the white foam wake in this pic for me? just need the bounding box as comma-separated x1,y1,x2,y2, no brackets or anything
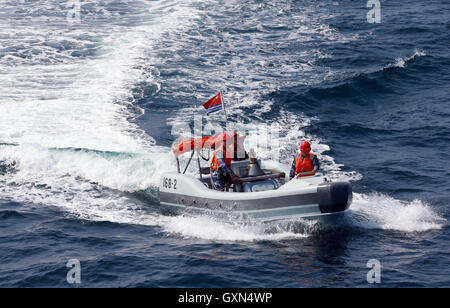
0,1,199,205
160,215,312,242
0,1,202,152
349,192,445,232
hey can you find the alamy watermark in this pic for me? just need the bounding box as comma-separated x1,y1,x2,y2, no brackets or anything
66,259,81,284
66,0,81,24
366,259,381,284
170,115,284,162
367,0,381,24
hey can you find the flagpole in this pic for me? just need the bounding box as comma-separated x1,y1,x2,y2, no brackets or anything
220,92,228,128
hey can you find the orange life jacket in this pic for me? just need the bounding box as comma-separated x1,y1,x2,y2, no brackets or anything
211,145,234,171
295,152,316,177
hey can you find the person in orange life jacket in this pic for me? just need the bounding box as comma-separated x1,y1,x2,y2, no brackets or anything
211,133,248,190
289,141,320,178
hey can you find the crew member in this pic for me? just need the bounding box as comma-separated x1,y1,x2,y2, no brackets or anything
290,141,320,179
211,133,248,190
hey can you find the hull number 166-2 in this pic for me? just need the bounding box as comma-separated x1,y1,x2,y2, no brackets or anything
163,177,177,190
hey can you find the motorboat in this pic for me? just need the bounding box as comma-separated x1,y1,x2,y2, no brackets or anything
159,133,352,221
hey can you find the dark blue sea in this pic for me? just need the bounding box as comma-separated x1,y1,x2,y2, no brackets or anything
0,0,449,288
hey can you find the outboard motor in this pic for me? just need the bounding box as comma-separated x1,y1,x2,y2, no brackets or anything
247,149,265,177
248,159,265,177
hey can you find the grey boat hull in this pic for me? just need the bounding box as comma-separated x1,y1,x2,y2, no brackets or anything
159,172,352,221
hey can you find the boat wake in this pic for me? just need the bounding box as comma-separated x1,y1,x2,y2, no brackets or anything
0,143,445,242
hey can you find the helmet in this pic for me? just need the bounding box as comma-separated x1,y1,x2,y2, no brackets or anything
300,141,311,153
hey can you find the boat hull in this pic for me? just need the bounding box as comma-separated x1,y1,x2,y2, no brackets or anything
159,172,352,221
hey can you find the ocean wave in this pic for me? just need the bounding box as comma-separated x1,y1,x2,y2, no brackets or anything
275,49,428,108
384,50,426,69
